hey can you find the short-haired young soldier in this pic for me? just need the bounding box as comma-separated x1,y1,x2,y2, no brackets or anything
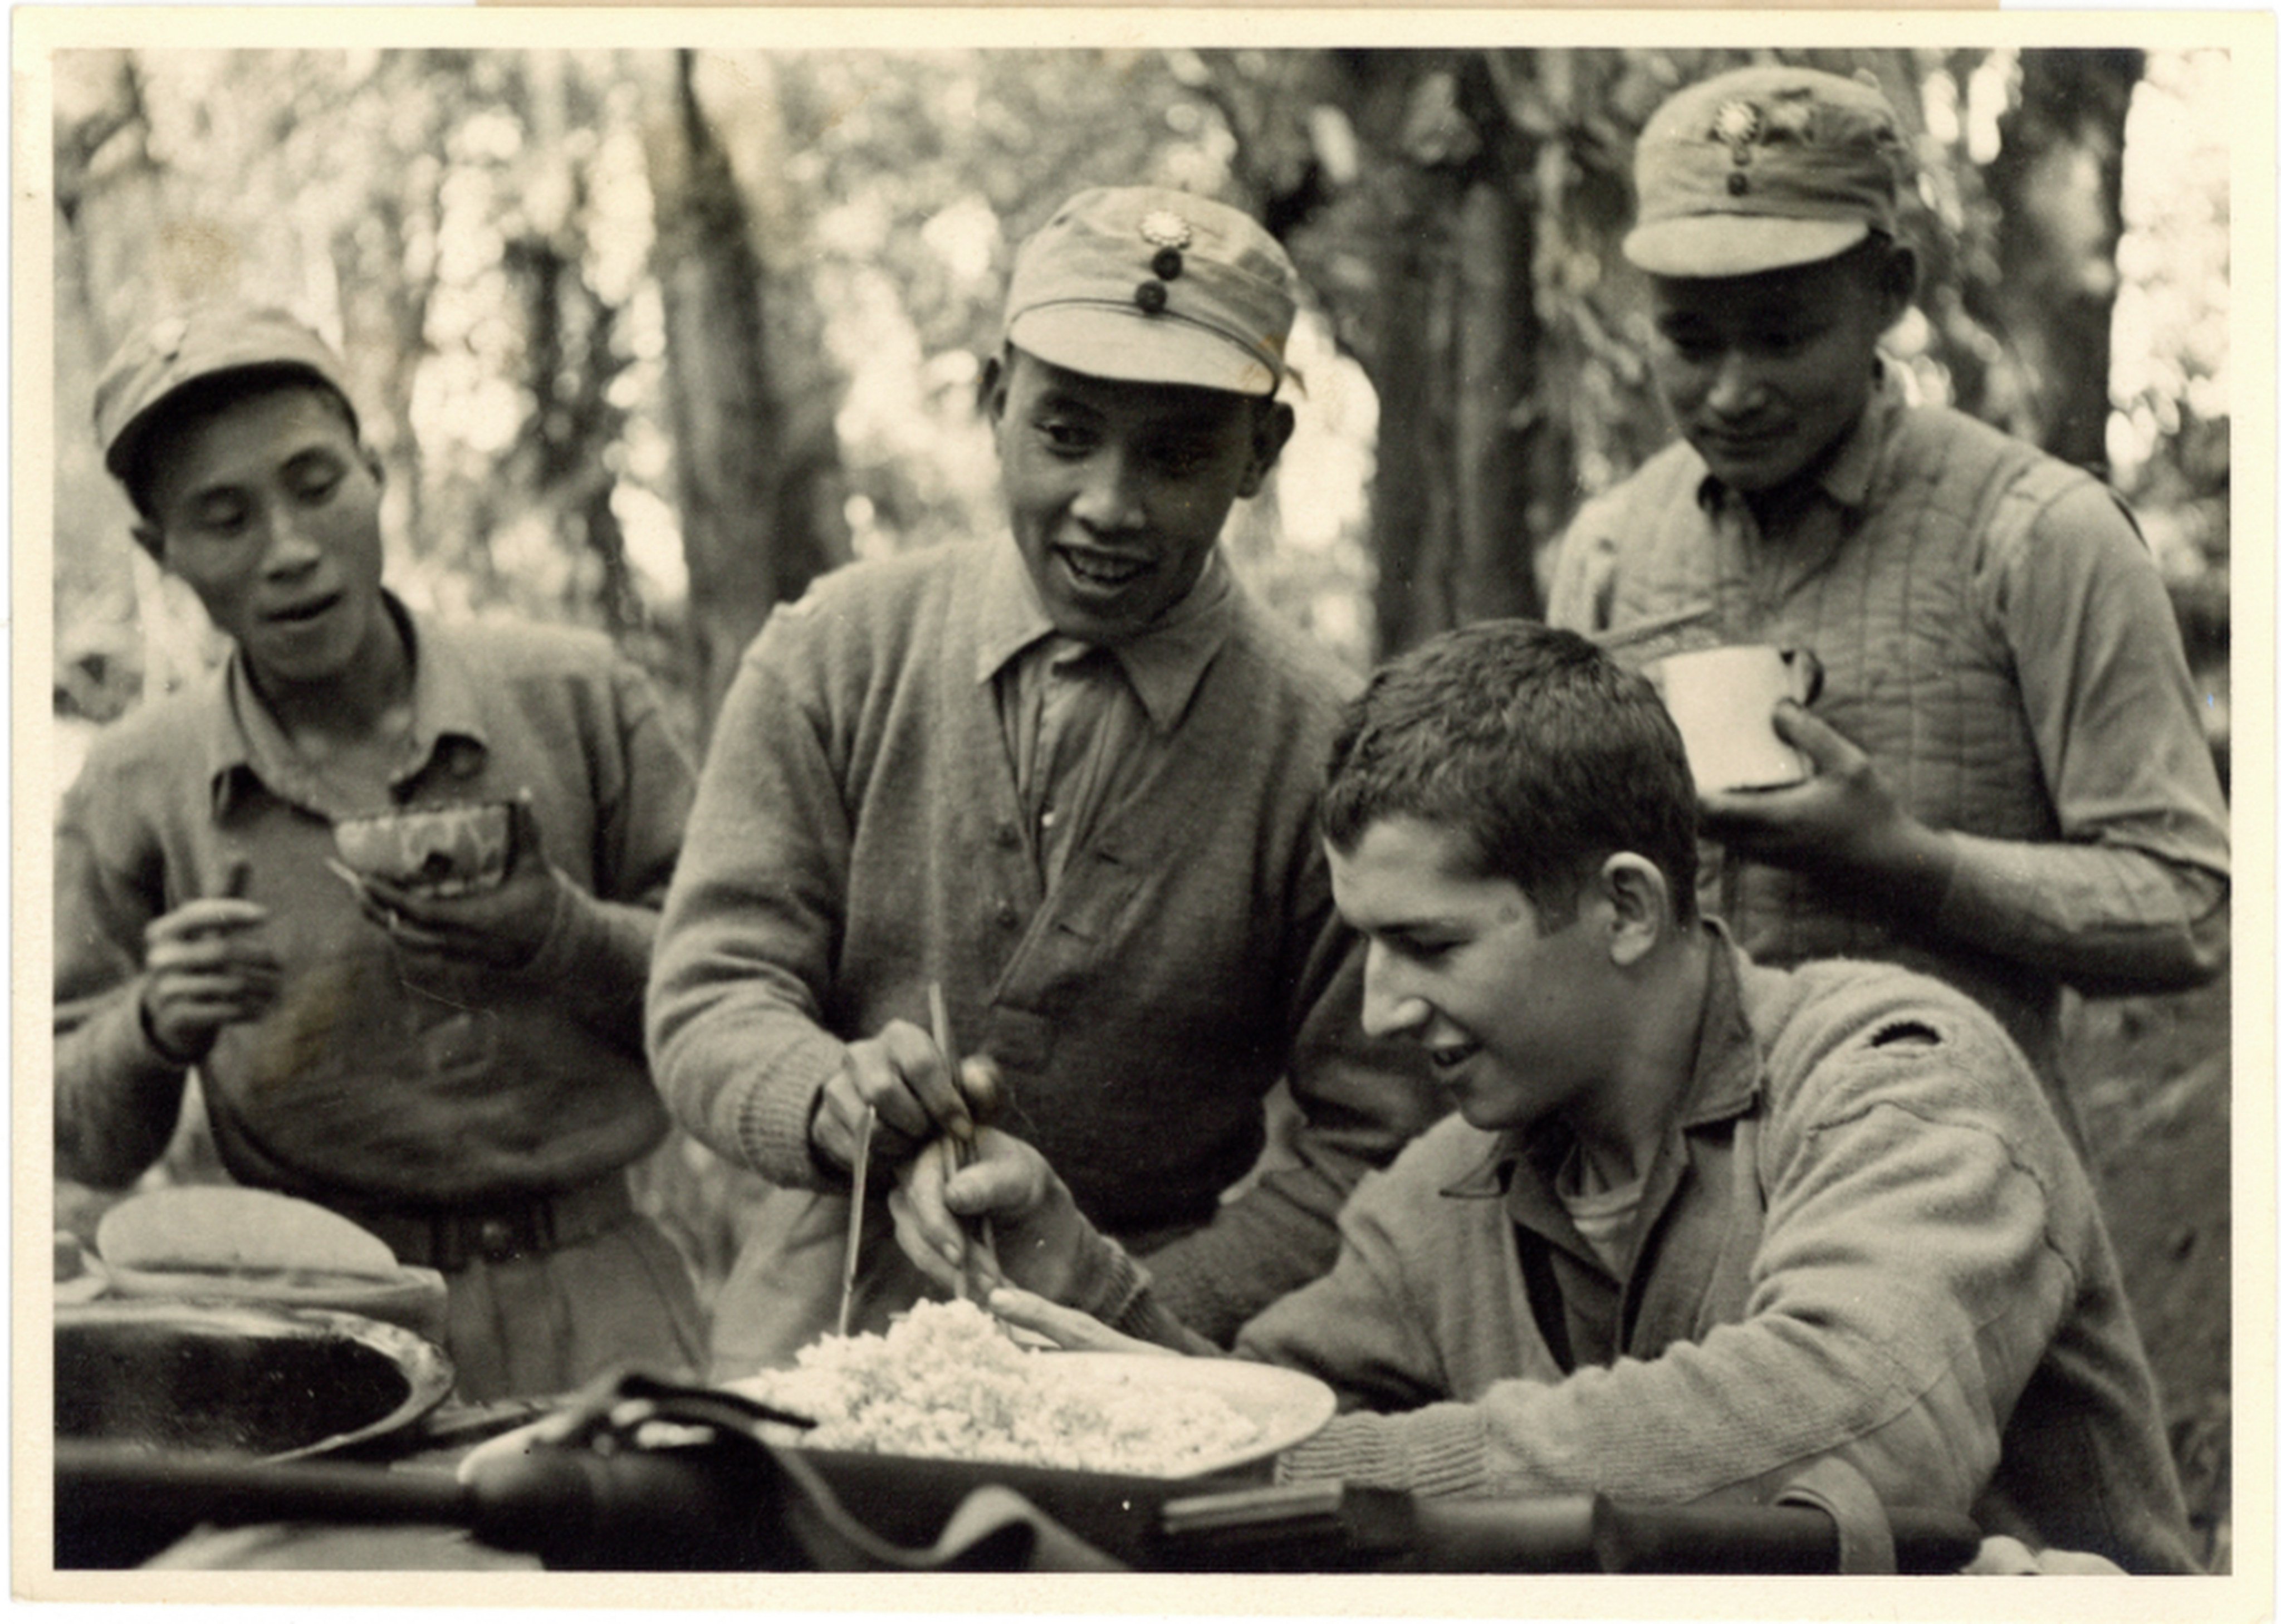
1545,66,2229,1111
57,307,705,1400
893,620,2198,1574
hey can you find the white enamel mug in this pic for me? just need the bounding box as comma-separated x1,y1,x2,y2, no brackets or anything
1646,644,1823,795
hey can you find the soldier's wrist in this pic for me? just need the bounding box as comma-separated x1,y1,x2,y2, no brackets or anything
137,988,207,1068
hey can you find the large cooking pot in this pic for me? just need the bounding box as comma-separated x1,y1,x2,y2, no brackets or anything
55,1298,454,1567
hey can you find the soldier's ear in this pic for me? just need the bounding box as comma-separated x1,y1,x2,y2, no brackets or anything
1236,400,1297,498
980,351,1010,425
1597,853,1672,969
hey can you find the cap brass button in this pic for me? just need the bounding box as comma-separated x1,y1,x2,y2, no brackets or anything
1133,280,1169,314
1151,247,1184,281
1727,171,1750,196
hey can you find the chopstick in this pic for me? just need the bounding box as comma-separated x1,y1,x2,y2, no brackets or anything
836,1104,875,1339
928,981,1000,1299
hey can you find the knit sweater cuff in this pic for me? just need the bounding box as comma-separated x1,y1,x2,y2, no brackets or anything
1273,1407,1494,1499
731,1026,851,1186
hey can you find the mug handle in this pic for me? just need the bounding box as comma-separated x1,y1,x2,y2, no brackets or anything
1781,648,1824,706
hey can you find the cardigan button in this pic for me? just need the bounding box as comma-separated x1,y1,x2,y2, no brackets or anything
994,900,1019,927
994,821,1020,849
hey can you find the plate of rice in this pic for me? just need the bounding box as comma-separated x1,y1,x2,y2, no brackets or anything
726,1298,1335,1480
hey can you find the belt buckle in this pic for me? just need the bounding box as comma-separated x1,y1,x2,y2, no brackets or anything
472,1199,556,1265
473,1214,524,1264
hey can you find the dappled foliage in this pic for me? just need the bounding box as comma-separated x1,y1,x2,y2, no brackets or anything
56,47,2229,726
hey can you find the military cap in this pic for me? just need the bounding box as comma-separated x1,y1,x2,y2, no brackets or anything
1002,186,1298,397
1625,65,1908,278
94,304,358,483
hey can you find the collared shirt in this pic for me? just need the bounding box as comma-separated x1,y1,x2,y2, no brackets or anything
973,537,1235,887
1445,934,1765,1373
55,598,693,1211
213,599,492,823
653,533,1443,1349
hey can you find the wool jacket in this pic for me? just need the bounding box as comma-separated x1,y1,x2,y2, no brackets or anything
55,601,689,1207
1227,937,2197,1573
648,536,1441,1344
1546,371,2230,1081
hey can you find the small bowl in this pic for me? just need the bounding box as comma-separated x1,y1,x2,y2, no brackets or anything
334,801,514,897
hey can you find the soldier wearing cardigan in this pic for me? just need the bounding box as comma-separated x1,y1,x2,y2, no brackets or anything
648,187,1439,1371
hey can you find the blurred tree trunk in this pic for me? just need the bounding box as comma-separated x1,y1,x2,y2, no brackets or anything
1980,49,2142,473
1207,51,1562,657
642,49,846,742
503,55,641,635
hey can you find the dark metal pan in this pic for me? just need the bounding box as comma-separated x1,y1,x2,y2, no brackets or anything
54,1297,454,1567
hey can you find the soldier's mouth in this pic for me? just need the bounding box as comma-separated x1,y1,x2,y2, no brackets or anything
1058,547,1151,588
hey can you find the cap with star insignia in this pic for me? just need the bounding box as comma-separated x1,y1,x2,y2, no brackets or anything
1625,65,1909,278
1001,186,1298,397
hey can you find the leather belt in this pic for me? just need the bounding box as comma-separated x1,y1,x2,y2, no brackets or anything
349,1173,634,1273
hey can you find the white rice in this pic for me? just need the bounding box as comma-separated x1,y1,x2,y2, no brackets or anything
743,1298,1261,1476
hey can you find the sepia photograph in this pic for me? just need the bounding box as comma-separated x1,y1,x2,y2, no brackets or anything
16,8,2270,1618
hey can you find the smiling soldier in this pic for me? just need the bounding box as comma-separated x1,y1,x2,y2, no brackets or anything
893,620,2200,1574
57,307,704,1400
648,185,1438,1373
1545,66,2229,1123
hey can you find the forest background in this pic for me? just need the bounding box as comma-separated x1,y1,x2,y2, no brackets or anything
45,41,2237,1568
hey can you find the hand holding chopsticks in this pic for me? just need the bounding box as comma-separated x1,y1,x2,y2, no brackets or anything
826,985,1004,1337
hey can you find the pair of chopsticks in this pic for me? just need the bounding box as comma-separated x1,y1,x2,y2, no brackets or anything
931,984,1001,1302
834,982,996,1338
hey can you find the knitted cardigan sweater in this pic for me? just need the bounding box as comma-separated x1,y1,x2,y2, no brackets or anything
648,538,1440,1341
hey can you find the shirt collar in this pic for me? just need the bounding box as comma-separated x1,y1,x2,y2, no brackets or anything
208,594,491,816
1695,360,1904,518
972,535,1235,735
1441,921,1764,1201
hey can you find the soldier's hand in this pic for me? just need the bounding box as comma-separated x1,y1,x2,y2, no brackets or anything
1700,703,1956,912
888,1125,1099,1304
810,1019,977,1174
980,1285,1173,1357
140,888,281,1064
355,797,565,970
